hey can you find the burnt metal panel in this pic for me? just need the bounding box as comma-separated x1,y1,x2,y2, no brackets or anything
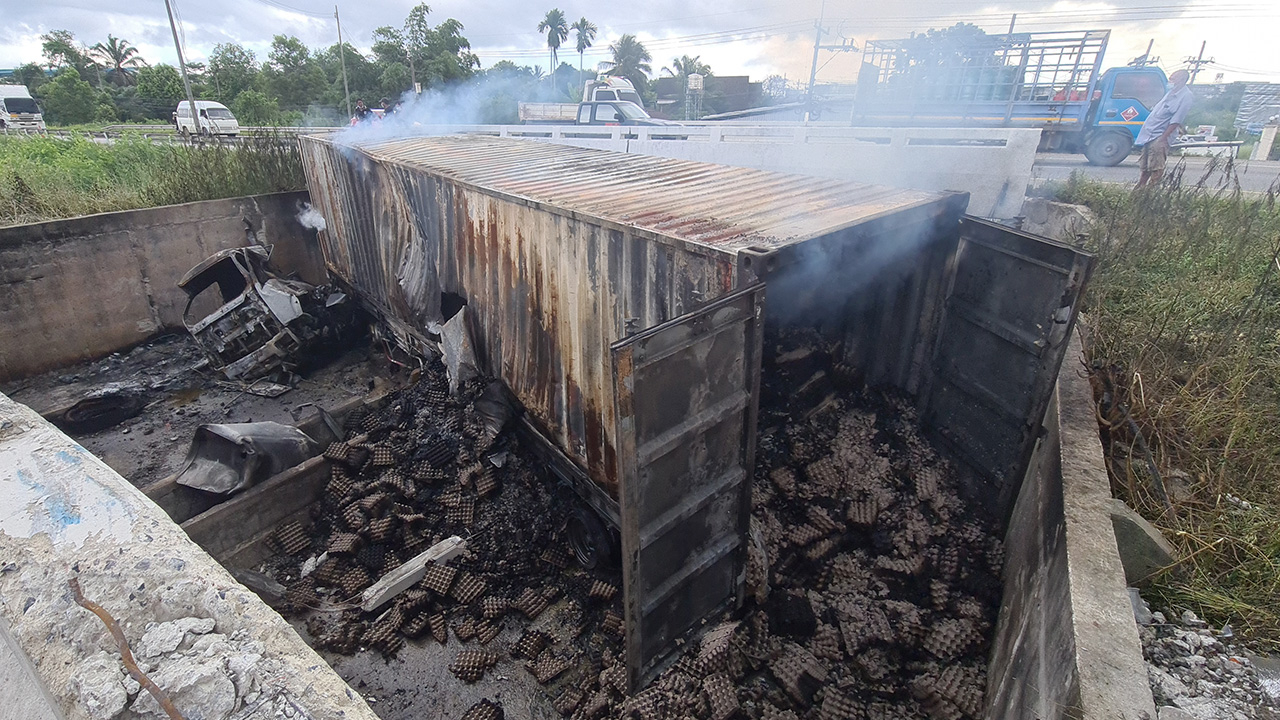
924,216,1093,514
300,134,955,500
612,283,764,691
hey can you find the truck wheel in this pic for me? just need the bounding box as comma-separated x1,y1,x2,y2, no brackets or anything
1084,131,1133,167
568,506,614,570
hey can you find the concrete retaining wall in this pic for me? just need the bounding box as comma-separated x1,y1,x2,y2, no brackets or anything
411,124,1039,219
0,392,378,720
986,330,1157,718
0,191,325,382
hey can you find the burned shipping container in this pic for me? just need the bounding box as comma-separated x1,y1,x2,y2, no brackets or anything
298,133,1091,689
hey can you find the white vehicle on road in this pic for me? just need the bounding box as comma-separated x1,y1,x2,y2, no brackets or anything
173,100,239,137
0,86,46,131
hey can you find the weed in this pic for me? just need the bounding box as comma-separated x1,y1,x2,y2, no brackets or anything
0,130,304,226
1058,160,1280,646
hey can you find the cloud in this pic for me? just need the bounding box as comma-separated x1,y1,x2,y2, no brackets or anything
1,0,1275,85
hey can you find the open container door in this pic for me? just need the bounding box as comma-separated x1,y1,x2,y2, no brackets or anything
611,284,765,691
925,216,1094,517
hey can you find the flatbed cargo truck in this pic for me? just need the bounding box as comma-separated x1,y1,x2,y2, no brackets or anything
852,29,1168,166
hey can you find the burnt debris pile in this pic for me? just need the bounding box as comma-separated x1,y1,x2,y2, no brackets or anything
734,327,1005,719
267,327,1005,720
270,362,630,707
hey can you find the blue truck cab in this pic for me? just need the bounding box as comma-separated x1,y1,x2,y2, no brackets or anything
852,30,1170,166
1082,67,1168,164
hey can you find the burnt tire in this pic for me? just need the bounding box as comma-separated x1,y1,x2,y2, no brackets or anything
568,506,613,570
1084,131,1133,167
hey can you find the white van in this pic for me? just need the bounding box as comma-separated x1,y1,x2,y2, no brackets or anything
0,86,46,131
174,100,240,137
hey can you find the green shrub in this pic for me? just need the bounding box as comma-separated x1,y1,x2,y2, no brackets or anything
0,131,304,226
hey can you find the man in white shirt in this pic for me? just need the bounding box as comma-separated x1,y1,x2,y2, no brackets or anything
1135,69,1194,188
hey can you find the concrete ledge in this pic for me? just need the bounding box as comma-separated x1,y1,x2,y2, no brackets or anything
0,392,377,720
986,330,1156,719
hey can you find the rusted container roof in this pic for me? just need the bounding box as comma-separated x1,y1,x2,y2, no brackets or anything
328,134,958,252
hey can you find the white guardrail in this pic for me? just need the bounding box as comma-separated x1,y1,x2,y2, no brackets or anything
4,123,1039,218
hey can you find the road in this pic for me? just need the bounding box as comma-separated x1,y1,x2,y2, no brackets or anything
1031,153,1280,194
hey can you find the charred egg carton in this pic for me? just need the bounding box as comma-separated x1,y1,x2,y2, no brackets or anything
514,587,550,619
326,468,356,499
268,520,311,556
401,612,432,639
481,596,509,620
338,565,373,597
618,687,663,720
327,532,362,555
420,563,457,595
700,673,738,720
810,623,843,661
804,457,845,496
599,611,622,637
460,698,505,720
450,648,499,683
366,516,398,543
370,444,396,467
529,649,574,684
819,688,862,720
340,503,367,531
455,616,478,642
475,619,501,645
446,496,476,525
587,580,618,602
804,536,839,561
429,612,449,644
540,547,571,569
475,467,499,497
787,523,826,548
923,618,983,661
512,629,550,659
553,687,585,716
451,572,487,604
770,643,829,706
806,506,841,534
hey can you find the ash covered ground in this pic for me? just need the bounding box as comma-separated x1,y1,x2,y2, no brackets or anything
2,333,389,488
264,325,1005,720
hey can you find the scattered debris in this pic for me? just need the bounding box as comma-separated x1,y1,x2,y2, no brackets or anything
68,578,185,720
178,244,357,383
174,421,319,494
1138,603,1280,719
261,325,1005,719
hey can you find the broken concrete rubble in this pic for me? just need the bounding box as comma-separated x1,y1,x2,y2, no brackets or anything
1110,498,1178,586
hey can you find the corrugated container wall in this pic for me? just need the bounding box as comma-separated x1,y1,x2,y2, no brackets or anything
298,133,966,503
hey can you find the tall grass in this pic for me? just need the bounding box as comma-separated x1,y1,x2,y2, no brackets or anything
1060,161,1280,646
0,131,305,227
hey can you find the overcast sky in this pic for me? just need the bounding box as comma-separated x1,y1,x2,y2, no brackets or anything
3,0,1277,86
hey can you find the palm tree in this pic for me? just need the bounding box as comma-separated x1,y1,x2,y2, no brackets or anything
536,9,569,93
91,35,147,86
662,55,712,80
599,34,652,94
571,17,597,80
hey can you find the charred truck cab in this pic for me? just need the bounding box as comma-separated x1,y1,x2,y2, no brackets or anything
179,245,353,382
299,133,1093,690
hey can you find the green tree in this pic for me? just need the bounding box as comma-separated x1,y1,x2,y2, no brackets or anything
136,65,184,106
90,35,147,86
571,17,597,78
208,43,261,103
231,89,280,125
537,9,569,93
662,55,712,81
418,18,479,87
41,30,97,83
599,34,652,93
264,35,328,111
12,63,49,92
37,68,97,124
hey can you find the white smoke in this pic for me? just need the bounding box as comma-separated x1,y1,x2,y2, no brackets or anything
296,202,328,232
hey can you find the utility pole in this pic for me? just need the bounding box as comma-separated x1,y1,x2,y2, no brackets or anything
336,5,352,118
1184,41,1213,84
1007,13,1016,37
804,1,857,123
164,0,200,139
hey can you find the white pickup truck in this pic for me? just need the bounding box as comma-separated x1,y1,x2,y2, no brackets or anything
518,76,677,126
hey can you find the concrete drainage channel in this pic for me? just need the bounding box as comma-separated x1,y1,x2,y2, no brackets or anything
0,145,1169,719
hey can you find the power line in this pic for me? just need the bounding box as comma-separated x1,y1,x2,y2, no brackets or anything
244,0,332,19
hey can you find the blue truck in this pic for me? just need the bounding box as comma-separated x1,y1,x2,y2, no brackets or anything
851,29,1168,166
